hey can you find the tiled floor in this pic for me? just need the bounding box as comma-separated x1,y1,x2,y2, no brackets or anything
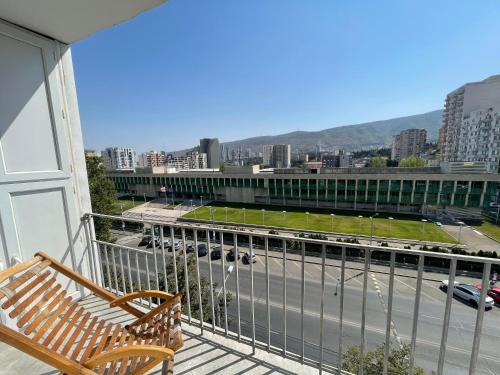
0,295,331,374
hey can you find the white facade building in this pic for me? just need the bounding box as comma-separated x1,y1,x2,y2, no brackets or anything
262,144,291,168
137,151,166,167
458,105,500,173
262,145,274,166
439,75,500,172
101,147,136,171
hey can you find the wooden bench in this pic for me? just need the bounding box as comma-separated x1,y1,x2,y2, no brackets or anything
0,252,183,375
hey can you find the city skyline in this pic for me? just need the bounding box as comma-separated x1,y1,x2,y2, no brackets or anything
73,1,500,152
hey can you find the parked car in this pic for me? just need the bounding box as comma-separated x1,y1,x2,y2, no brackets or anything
138,235,152,246
242,251,257,264
440,280,494,309
145,236,161,248
197,244,208,257
211,247,222,260
474,284,500,304
185,242,195,253
435,222,443,227
226,248,240,261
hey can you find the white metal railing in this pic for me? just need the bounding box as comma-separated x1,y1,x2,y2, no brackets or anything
81,212,499,375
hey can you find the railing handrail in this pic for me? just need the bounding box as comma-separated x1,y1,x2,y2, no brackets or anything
85,212,500,265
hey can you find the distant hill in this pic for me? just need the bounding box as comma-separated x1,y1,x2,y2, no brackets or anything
221,109,442,153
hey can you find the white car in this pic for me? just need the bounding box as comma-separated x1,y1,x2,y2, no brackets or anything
243,251,257,264
435,222,443,227
440,280,494,309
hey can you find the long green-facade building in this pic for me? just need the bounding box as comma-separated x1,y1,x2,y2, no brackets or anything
106,164,500,215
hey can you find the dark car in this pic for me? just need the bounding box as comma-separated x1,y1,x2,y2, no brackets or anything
197,244,208,257
211,247,222,260
242,251,257,264
138,235,151,246
226,248,240,262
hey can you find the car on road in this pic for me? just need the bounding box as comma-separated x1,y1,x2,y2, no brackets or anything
242,251,257,264
440,280,494,309
139,235,155,246
185,242,195,253
197,244,208,257
435,222,443,227
474,284,500,304
211,247,222,260
226,248,240,261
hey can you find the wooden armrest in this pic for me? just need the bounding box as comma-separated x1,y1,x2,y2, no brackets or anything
131,292,182,327
83,345,174,368
110,290,175,308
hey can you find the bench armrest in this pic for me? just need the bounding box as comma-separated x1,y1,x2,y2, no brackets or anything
110,290,175,309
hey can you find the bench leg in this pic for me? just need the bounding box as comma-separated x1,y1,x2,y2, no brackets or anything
162,359,174,375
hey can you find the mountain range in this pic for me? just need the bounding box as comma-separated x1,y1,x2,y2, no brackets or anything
221,110,443,154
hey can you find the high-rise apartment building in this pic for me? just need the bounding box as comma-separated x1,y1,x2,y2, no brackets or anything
166,151,207,170
391,129,427,161
322,149,353,168
137,151,166,168
262,144,291,168
101,147,136,171
439,75,500,172
200,138,220,169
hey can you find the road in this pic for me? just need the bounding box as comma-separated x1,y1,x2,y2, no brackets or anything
103,231,500,375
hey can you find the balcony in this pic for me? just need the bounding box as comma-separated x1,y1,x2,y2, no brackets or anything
2,213,498,375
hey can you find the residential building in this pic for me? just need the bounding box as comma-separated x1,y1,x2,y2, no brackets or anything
101,147,136,171
166,151,207,170
200,138,220,168
391,129,427,161
262,144,291,168
439,75,500,172
322,150,353,168
137,151,166,167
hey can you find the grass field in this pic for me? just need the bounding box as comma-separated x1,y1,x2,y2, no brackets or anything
473,221,500,242
183,203,457,243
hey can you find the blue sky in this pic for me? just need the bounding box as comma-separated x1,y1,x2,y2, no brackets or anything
73,0,500,153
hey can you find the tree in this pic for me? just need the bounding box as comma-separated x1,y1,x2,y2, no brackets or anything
399,156,427,168
369,156,387,168
342,344,430,375
86,155,117,241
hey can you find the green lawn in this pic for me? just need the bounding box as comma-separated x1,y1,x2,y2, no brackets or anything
183,203,456,243
473,221,500,242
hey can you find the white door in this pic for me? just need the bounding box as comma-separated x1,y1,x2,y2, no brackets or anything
0,20,90,294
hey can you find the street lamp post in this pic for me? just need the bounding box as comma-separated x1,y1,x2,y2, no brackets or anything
369,213,378,245
283,211,286,226
131,196,135,207
421,219,427,240
143,193,146,204
242,208,246,225
358,215,363,233
225,207,228,223
330,214,335,232
261,209,265,226
305,212,309,229
200,196,204,207
388,217,394,238
215,265,234,327
458,221,464,243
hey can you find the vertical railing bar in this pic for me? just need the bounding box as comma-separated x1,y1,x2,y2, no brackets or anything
111,246,119,294
194,230,204,332
82,218,96,284
126,249,133,293
282,238,287,357
437,258,457,375
104,244,111,291
409,254,424,375
337,246,346,375
181,228,191,324
88,215,103,286
469,262,491,374
300,241,305,362
319,243,326,374
160,225,168,293
234,232,241,340
250,234,256,353
360,247,370,375
134,252,142,305
170,227,179,293
220,231,228,334
145,252,152,308
265,237,270,351
152,224,160,305
119,247,126,294
383,251,396,375
207,229,216,332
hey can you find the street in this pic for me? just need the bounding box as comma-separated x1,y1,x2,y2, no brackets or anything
104,231,500,375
